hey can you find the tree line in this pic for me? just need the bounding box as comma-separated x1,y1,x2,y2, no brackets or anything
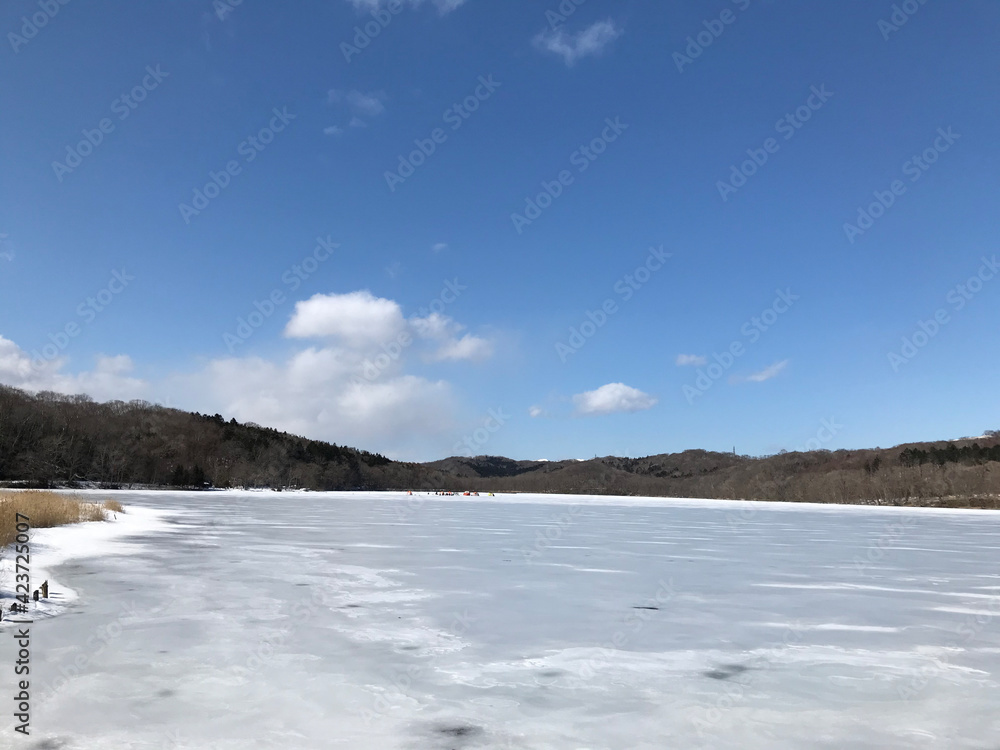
0,386,398,490
2,384,998,507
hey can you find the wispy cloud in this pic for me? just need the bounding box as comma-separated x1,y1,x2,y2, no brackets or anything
409,310,494,363
345,0,467,15
573,382,657,416
0,233,13,262
534,19,623,67
328,89,387,117
676,354,707,366
432,242,448,253
325,90,386,134
425,334,493,363
732,360,789,384
528,405,544,418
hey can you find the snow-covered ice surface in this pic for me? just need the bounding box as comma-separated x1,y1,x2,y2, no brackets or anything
3,491,1000,749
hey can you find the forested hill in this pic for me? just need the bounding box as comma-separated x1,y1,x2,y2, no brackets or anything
0,385,409,489
2,385,999,507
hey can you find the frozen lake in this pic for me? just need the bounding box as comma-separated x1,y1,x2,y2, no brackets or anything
3,491,1000,749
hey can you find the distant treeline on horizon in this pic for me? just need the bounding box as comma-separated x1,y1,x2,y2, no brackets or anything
1,385,999,508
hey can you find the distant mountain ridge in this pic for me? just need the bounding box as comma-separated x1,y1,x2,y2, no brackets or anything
1,384,998,508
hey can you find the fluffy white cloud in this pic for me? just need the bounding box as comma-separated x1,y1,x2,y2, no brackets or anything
0,336,146,402
284,291,406,347
534,19,622,67
676,354,707,366
0,288,496,459
410,312,460,340
735,360,789,384
573,382,657,416
177,352,457,457
528,405,544,418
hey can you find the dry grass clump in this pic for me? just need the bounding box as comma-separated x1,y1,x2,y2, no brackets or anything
103,499,125,514
0,491,121,547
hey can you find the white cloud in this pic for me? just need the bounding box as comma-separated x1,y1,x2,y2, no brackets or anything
432,243,448,253
328,89,386,117
0,329,459,460
326,90,386,132
426,334,493,363
284,291,407,348
572,382,657,416
0,336,146,402
409,312,493,363
528,405,544,418
534,19,622,67
180,353,457,457
0,233,13,262
733,360,789,384
410,312,461,340
676,354,707,367
345,0,467,15
0,282,502,460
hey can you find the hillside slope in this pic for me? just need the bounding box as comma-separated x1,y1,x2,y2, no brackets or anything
2,385,998,506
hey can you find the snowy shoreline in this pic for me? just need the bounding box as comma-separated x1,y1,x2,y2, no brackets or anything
0,501,175,626
27,485,1000,513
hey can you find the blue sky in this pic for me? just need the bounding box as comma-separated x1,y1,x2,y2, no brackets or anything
1,0,998,461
